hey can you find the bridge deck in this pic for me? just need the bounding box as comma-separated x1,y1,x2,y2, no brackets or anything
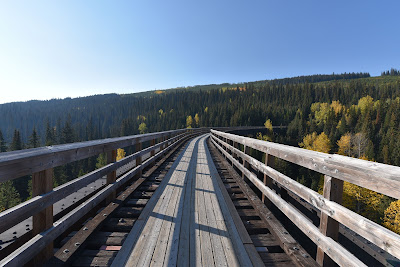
112,134,262,266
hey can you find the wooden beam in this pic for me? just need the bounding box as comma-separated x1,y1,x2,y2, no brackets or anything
106,149,117,203
32,168,54,265
316,175,343,266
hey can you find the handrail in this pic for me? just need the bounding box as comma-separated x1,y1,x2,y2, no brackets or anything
0,128,208,266
0,129,187,182
0,131,202,266
210,129,400,266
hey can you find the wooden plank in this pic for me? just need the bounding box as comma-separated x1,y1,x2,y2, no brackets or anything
316,175,344,267
150,148,188,266
111,137,197,267
196,145,227,267
211,138,366,267
212,135,400,260
32,168,54,265
200,139,242,267
174,138,197,266
204,137,261,267
211,129,400,200
196,158,215,267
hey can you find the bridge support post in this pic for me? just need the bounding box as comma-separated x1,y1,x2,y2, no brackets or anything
316,175,343,266
232,141,238,165
150,139,156,167
32,168,54,264
106,149,117,203
242,145,251,181
262,153,275,208
135,141,142,179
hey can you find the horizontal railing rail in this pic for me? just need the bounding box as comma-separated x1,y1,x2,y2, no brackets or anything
0,127,208,266
210,129,400,267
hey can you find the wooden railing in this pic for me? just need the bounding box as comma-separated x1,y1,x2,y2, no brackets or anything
211,129,400,267
0,128,207,266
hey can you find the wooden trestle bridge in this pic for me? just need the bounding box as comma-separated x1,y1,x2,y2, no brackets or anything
0,127,400,266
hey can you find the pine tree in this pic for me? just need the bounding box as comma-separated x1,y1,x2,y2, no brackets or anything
0,130,7,152
10,129,23,151
0,181,21,210
28,127,40,148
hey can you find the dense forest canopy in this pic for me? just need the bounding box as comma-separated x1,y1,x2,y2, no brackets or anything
1,71,400,232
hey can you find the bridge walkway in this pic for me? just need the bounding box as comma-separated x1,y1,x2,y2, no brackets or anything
111,134,263,266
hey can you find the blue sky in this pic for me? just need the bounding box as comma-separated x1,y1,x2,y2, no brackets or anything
0,0,399,104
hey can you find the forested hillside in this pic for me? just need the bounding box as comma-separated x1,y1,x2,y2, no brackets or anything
1,71,400,231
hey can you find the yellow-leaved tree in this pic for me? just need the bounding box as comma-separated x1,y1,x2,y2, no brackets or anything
299,132,330,153
337,133,352,156
194,113,200,127
186,115,193,128
383,200,400,234
116,148,126,161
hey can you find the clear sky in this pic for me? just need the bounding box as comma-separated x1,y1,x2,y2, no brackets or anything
0,0,399,104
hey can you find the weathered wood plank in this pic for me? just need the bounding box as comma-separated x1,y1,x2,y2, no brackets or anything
111,137,195,267
205,137,261,267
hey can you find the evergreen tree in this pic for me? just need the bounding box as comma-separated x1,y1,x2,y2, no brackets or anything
10,129,23,151
28,127,40,148
0,130,7,152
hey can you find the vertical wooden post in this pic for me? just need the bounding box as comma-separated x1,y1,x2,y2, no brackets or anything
262,153,275,208
150,139,156,157
150,138,156,167
242,145,251,180
135,140,142,179
106,149,117,203
32,168,54,264
316,175,343,266
232,141,237,164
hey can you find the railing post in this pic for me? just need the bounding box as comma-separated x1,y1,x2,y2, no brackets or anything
150,138,156,167
262,153,275,208
242,145,250,180
106,149,117,203
135,140,142,179
32,168,54,264
316,175,343,266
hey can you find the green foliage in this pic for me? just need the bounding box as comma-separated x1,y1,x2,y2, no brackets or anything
0,130,7,152
138,122,147,134
96,153,107,169
0,181,20,210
